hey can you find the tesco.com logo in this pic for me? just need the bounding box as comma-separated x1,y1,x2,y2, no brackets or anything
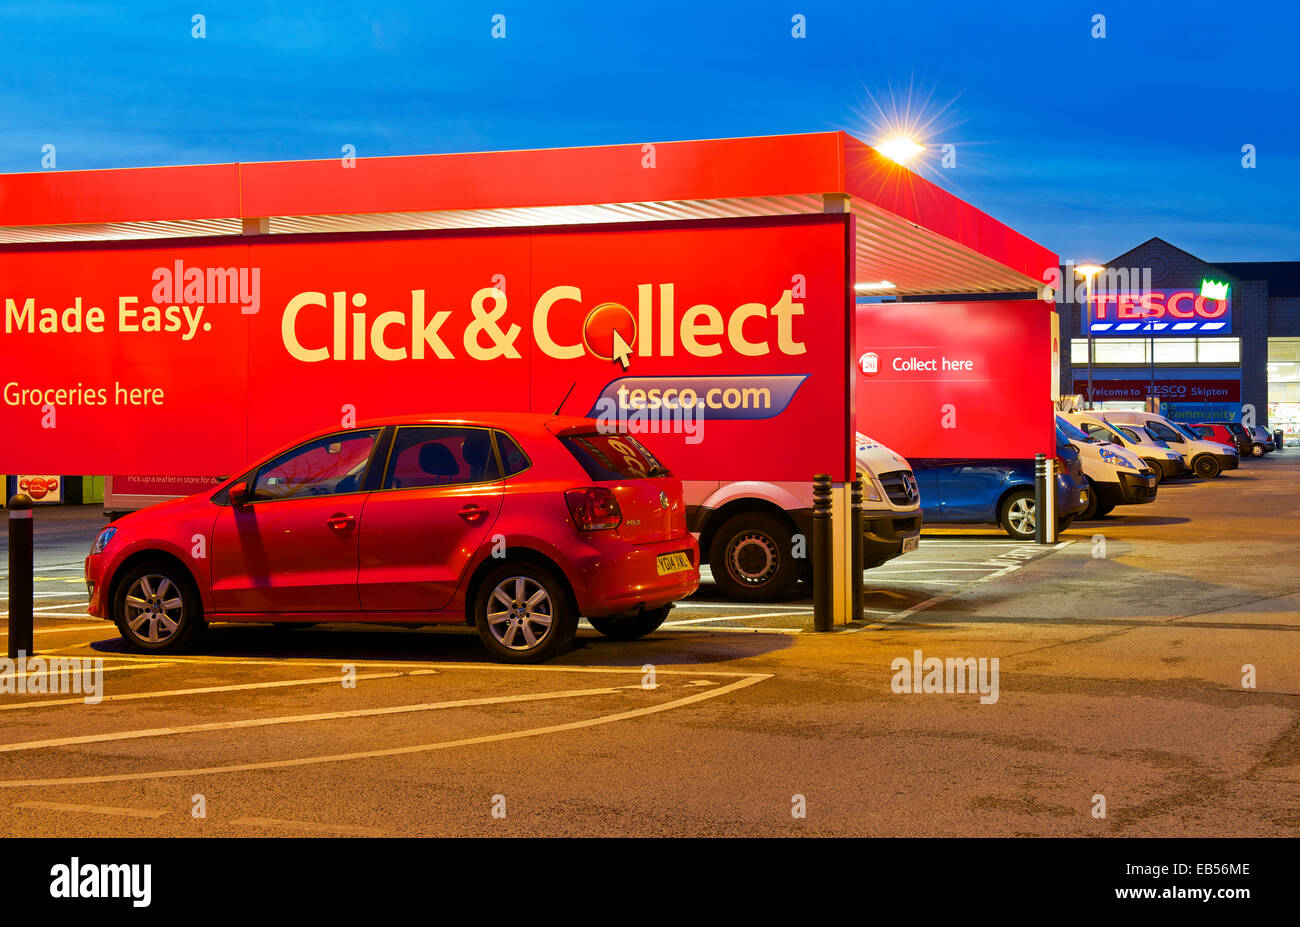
858,351,879,376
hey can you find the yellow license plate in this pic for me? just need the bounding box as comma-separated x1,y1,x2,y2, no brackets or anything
656,552,692,575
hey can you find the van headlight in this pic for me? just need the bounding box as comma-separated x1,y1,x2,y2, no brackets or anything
858,469,882,502
1099,448,1137,469
90,526,117,555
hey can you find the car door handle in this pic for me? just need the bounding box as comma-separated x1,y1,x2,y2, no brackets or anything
458,504,487,523
326,514,356,530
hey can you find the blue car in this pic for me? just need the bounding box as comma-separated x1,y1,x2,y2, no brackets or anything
910,428,1090,539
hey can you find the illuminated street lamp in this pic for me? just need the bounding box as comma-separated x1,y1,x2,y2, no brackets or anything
874,137,925,165
1075,263,1104,409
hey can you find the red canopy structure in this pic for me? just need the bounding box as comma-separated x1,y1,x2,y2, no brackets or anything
0,132,1056,295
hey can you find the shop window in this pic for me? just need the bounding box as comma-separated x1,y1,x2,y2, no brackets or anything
1152,339,1196,363
1196,338,1240,363
1092,339,1147,364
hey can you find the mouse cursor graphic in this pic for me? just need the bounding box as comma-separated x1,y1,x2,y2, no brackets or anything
612,331,633,369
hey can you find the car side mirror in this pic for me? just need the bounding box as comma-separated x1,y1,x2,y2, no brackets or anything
229,481,252,508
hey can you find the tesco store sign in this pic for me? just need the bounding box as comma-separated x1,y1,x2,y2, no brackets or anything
1085,289,1232,335
1072,379,1241,402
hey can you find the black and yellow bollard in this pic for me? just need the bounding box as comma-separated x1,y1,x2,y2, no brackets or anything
7,493,34,659
812,475,833,632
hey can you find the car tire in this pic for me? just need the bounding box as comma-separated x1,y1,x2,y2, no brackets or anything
708,512,801,601
473,562,578,664
588,605,672,641
1078,478,1099,520
1192,454,1222,479
1142,460,1163,485
1057,514,1075,534
998,489,1037,540
1094,502,1115,518
1252,443,1265,457
112,560,206,653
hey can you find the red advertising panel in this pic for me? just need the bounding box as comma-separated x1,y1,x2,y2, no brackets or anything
855,300,1055,459
1072,379,1241,402
1,215,852,481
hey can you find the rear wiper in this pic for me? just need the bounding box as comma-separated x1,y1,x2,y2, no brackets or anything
647,466,671,478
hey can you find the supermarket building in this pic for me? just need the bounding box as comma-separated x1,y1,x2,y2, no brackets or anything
1057,237,1300,438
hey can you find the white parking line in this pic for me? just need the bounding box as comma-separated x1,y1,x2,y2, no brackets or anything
0,662,172,686
0,672,771,787
859,578,966,585
0,670,423,711
850,539,1076,630
0,563,87,574
0,685,623,754
674,602,813,611
663,612,811,626
868,568,1004,574
0,623,108,636
14,800,169,819
224,816,384,836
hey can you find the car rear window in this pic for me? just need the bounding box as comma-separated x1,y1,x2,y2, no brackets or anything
561,433,669,481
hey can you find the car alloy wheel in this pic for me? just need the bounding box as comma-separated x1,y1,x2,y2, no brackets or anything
123,573,184,644
1252,443,1265,457
1006,495,1035,537
485,575,555,651
112,560,205,653
473,562,578,663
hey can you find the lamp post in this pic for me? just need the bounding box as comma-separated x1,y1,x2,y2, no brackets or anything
1076,264,1104,409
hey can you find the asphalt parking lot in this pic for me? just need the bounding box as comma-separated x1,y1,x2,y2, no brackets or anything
1,454,1297,837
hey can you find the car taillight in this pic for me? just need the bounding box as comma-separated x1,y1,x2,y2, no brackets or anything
565,487,622,531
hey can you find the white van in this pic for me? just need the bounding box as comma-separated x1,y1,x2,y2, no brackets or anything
685,433,921,601
1056,416,1158,520
1062,411,1187,483
1105,411,1239,479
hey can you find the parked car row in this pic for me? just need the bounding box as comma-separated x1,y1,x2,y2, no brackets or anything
907,408,1262,540
81,405,1264,663
1192,421,1277,458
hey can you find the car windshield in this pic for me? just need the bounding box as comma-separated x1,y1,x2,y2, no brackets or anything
1174,422,1203,441
1116,425,1147,444
1056,416,1095,443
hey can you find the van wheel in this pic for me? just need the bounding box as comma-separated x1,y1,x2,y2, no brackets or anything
113,560,206,653
588,606,672,641
1192,455,1221,479
1057,514,1075,534
999,490,1037,540
1094,502,1115,517
473,563,578,663
1142,460,1163,485
708,512,801,601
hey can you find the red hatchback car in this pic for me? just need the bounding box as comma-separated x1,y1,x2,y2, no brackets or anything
85,414,700,663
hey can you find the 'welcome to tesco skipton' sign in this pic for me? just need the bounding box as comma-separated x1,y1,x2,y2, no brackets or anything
1,215,854,481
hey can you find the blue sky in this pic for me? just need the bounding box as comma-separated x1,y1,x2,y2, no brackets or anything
3,1,1297,261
